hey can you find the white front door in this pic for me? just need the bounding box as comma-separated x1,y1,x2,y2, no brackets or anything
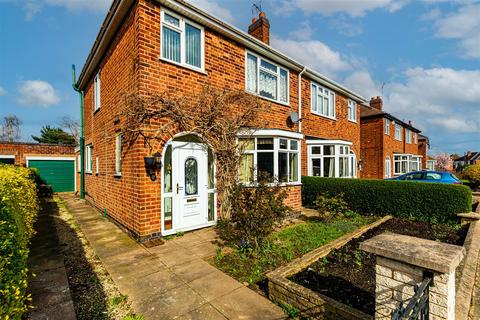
173,141,209,232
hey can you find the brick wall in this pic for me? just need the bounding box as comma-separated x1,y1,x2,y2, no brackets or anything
0,142,75,166
80,0,361,240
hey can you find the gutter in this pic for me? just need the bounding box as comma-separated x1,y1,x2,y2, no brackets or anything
298,67,307,133
72,65,85,199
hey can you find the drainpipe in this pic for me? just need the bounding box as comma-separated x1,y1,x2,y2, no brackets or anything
72,65,85,199
298,67,307,133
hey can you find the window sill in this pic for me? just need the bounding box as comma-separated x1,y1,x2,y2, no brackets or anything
86,172,93,175
159,57,207,75
114,173,122,178
348,119,358,124
246,90,290,107
311,111,336,121
93,108,101,115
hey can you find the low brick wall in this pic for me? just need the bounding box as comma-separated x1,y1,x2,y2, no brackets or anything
267,216,391,320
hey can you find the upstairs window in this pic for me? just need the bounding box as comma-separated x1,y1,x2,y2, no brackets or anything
246,52,289,104
347,99,357,122
394,123,402,141
385,119,390,135
406,129,412,144
94,72,101,111
311,82,335,119
414,133,418,144
161,10,204,71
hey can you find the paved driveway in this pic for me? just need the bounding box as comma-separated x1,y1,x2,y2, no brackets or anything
60,194,285,320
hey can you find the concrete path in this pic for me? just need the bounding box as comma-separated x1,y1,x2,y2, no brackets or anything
27,198,76,320
60,194,285,320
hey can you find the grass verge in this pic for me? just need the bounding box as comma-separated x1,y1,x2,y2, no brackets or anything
211,214,375,285
53,196,143,320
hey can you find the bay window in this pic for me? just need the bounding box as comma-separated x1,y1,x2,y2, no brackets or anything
311,82,335,119
394,154,422,175
308,142,356,178
161,10,204,71
238,134,300,184
246,52,289,104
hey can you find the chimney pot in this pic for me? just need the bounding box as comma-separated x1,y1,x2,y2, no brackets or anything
370,96,383,111
248,11,270,44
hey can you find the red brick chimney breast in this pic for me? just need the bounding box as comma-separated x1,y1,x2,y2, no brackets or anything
370,96,383,111
248,11,270,44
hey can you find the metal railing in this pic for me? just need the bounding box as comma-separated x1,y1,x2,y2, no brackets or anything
392,275,433,320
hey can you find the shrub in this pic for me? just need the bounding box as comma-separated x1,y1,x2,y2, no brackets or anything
313,193,349,222
220,173,291,249
302,177,472,224
463,164,480,183
0,165,39,319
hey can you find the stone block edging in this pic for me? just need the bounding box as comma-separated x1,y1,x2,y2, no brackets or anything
267,215,392,320
455,220,480,320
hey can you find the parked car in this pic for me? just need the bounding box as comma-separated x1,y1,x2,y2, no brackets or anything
387,171,462,184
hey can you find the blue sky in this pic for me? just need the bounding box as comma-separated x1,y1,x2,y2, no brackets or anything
0,0,479,155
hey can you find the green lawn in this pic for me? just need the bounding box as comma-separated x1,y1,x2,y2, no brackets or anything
211,215,375,285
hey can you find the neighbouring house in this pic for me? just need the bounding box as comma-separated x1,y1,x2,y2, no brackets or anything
0,141,77,192
454,152,480,171
75,0,366,240
360,97,428,179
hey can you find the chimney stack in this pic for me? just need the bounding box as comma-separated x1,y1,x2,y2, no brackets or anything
370,96,383,111
248,11,270,45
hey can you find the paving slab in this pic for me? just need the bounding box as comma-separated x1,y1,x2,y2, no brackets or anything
60,194,285,320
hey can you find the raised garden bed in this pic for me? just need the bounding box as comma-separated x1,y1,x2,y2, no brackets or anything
267,216,470,320
290,217,468,316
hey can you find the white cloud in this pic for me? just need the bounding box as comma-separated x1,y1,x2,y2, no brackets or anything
187,0,235,24
15,0,111,20
271,36,351,78
0,86,7,96
17,80,60,107
272,0,408,17
384,67,480,134
289,22,314,41
431,4,480,58
343,70,381,98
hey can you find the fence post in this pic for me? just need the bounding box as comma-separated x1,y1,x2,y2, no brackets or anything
360,233,464,320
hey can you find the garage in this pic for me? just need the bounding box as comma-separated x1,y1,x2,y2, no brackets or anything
27,157,76,192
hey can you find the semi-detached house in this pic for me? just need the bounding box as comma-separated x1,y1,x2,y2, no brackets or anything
76,0,366,241
360,97,429,179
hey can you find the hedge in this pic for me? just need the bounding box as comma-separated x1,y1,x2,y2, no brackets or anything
302,176,472,224
0,165,39,319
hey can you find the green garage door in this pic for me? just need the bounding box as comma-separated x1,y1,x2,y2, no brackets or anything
28,160,75,192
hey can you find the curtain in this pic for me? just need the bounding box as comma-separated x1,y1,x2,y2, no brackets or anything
259,70,277,100
279,69,288,102
246,54,257,93
162,26,181,63
185,23,201,68
289,153,298,182
311,85,317,112
239,154,254,183
324,157,335,177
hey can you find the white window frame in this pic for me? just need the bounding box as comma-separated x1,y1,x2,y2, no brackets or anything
93,71,101,112
311,82,336,120
385,118,390,135
160,9,205,72
347,99,357,122
115,133,122,176
414,133,418,144
245,51,290,105
393,154,423,176
307,140,356,178
385,156,391,178
406,129,412,144
394,123,402,141
237,131,302,185
85,145,93,173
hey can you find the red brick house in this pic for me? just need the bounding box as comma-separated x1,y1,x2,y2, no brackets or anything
0,141,77,192
75,0,366,241
360,97,428,179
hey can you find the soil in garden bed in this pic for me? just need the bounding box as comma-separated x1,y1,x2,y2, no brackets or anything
290,217,468,316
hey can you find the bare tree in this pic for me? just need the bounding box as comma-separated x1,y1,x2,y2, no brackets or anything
119,85,267,218
60,116,79,145
0,115,22,142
